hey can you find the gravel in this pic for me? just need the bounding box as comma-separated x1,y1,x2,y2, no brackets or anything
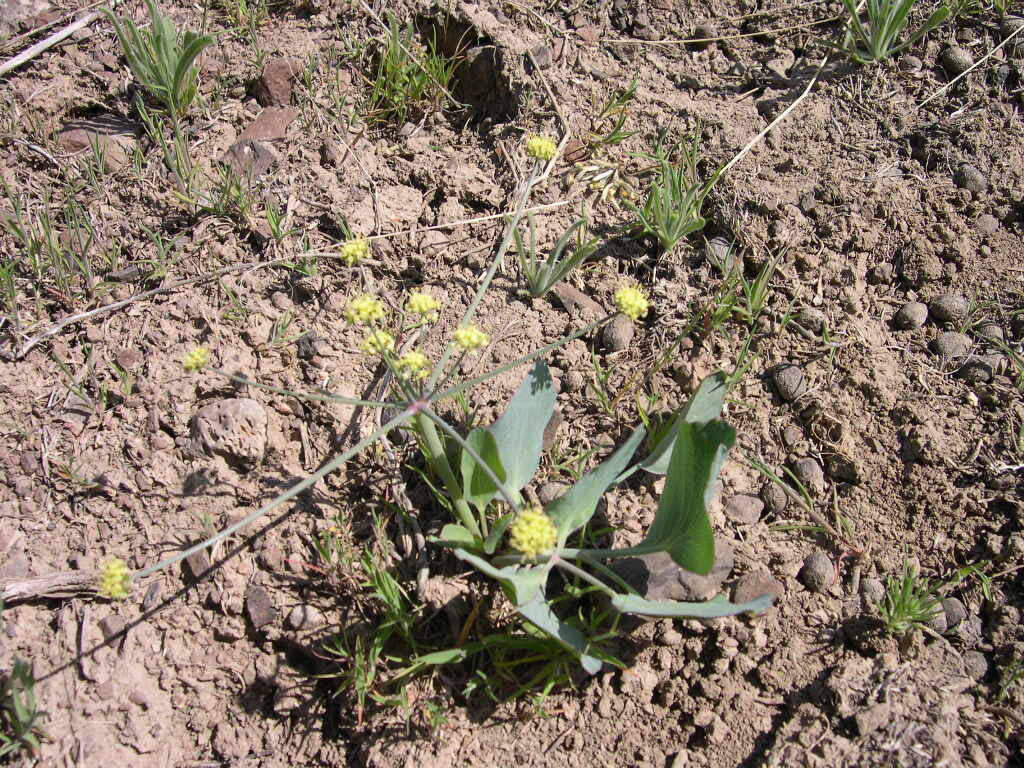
860,577,885,608
929,293,968,324
245,585,277,629
286,604,325,631
962,650,988,681
772,363,807,402
799,550,834,592
893,301,928,329
975,323,1004,344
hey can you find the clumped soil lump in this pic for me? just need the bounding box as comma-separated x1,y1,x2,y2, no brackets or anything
0,0,1022,766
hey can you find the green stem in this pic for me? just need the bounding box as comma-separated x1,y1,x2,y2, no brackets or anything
412,411,482,540
550,555,617,598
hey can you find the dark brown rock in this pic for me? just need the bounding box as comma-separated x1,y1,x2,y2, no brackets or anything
252,57,303,106
245,585,276,629
238,106,299,142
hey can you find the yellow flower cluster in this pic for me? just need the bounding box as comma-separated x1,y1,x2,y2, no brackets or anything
340,237,370,266
98,557,132,600
507,506,557,560
454,325,489,351
362,329,395,355
396,350,431,380
614,285,649,321
406,292,441,322
345,294,386,325
526,135,558,162
183,346,210,373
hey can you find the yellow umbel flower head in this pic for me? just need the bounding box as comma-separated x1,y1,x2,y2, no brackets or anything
406,292,441,322
508,506,557,560
395,350,431,380
98,558,132,600
340,237,370,266
526,135,558,162
344,294,387,325
362,329,395,355
614,285,649,321
454,325,488,351
183,346,210,373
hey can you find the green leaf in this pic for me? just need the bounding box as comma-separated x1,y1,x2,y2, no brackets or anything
635,372,727,476
516,593,603,675
484,512,515,555
619,420,735,574
548,426,645,545
436,523,478,548
459,427,507,512
612,591,774,618
452,548,549,605
488,360,555,492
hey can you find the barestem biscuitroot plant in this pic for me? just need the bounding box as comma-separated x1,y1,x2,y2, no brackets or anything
834,0,949,64
104,144,773,676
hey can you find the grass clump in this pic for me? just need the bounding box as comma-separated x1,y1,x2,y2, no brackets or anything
834,0,949,64
0,659,45,760
878,560,941,636
513,214,600,299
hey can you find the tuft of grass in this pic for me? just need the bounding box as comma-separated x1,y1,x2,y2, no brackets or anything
514,214,600,299
878,559,941,636
0,658,46,760
104,0,215,120
833,0,949,65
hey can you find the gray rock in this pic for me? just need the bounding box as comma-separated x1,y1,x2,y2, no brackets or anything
221,139,276,178
184,548,212,580
962,650,987,681
799,550,833,592
860,577,885,608
899,55,922,72
98,614,126,641
245,585,276,629
772,363,807,402
976,323,1004,344
726,494,764,525
953,164,987,195
931,331,972,360
705,235,740,274
611,540,734,602
927,608,947,634
602,314,635,352
868,263,894,284
975,214,999,236
957,355,998,384
761,482,789,515
791,457,826,496
286,604,325,631
797,308,827,334
941,597,967,631
940,46,974,76
782,425,802,448
192,398,268,469
893,302,928,330
537,481,568,505
929,293,968,323
732,572,784,606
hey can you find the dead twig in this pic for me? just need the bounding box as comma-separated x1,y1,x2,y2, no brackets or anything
0,2,119,78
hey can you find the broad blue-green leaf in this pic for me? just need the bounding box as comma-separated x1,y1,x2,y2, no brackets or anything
614,420,735,574
516,593,602,675
548,426,645,545
612,591,774,618
459,428,506,513
452,549,549,605
484,512,515,555
435,523,477,549
488,360,555,492
636,372,728,476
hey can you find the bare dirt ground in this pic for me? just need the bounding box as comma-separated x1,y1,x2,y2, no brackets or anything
1,0,1023,765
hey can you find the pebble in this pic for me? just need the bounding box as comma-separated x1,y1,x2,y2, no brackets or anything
184,549,212,580
931,331,972,359
791,457,826,496
761,482,789,515
705,235,740,274
927,608,948,634
98,614,126,641
860,577,885,608
975,214,999,236
953,164,988,195
957,355,998,384
899,54,922,72
602,314,635,352
799,550,834,592
962,650,987,681
975,323,1004,344
253,57,303,106
940,46,974,76
797,308,827,334
245,585,276,629
772,363,807,402
286,604,325,631
732,572,784,606
893,301,928,330
191,398,269,469
726,495,764,525
868,263,894,284
929,293,968,324
564,370,586,393
782,425,803,448
941,597,967,631
537,481,568,505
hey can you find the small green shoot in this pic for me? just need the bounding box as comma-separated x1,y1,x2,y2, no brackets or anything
833,0,950,65
998,657,1023,701
0,658,45,760
878,559,941,637
514,214,600,299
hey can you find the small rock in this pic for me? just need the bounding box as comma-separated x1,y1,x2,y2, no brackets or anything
192,398,268,469
975,214,999,236
543,408,563,452
320,140,340,167
855,702,891,737
782,425,802,448
705,235,740,274
253,57,303,106
691,23,716,48
98,614,126,641
899,55,922,72
552,283,605,320
931,331,972,360
940,46,974,76
975,323,1004,344
286,604,325,631
797,308,827,335
761,482,789,515
530,44,553,69
868,263,894,284
221,139,276,178
245,585,276,629
957,355,997,384
537,481,568,505
860,577,885,608
962,650,987,681
564,370,585,393
732,572,784,606
772,363,807,402
603,314,635,352
893,301,928,329
612,541,734,602
238,106,300,142
726,495,763,525
927,609,948,634
953,164,987,195
58,115,139,172
941,597,967,631
791,457,826,496
184,548,212,580
658,625,683,645
799,550,834,592
929,293,968,323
